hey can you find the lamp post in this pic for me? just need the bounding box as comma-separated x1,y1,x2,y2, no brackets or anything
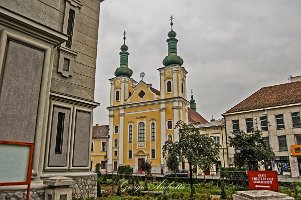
105,134,110,175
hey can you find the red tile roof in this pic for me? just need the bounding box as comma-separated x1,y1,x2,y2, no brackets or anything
150,87,160,95
92,124,109,139
225,81,301,114
188,107,208,124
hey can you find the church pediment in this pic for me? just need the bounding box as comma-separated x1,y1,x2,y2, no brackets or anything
126,80,160,103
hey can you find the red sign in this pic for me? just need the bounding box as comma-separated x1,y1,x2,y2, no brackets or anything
248,170,278,192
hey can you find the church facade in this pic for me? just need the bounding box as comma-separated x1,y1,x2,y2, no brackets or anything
107,22,206,173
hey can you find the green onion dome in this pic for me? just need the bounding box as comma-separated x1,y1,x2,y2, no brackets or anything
168,30,177,38
163,19,184,67
163,54,184,66
121,44,128,51
114,31,133,78
114,66,133,78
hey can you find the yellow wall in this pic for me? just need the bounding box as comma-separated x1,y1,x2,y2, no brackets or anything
108,66,188,172
91,138,107,171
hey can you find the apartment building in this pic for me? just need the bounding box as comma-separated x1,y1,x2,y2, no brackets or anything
223,76,301,177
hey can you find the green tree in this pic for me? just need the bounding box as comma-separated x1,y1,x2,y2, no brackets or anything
162,121,220,196
166,147,179,172
229,130,275,170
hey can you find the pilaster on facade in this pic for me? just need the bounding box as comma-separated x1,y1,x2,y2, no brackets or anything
173,101,180,142
159,70,165,99
160,103,166,166
120,78,125,105
172,68,179,97
108,111,114,170
119,110,124,166
110,81,114,106
125,79,129,100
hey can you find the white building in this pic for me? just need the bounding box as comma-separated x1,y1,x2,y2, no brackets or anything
223,76,301,178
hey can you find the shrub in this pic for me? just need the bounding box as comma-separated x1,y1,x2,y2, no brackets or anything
220,182,227,200
118,165,133,175
221,167,247,182
144,179,148,191
294,182,301,199
116,180,122,196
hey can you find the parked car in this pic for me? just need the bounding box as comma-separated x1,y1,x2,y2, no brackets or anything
164,170,190,178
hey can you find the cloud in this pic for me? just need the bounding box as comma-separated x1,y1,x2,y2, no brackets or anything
94,0,301,124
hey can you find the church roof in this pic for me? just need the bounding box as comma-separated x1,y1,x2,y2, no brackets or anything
224,80,301,114
188,107,208,124
150,87,160,95
92,124,109,139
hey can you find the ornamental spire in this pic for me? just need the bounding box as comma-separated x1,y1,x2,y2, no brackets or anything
163,16,184,67
170,15,174,30
123,30,126,45
114,31,133,78
190,90,196,111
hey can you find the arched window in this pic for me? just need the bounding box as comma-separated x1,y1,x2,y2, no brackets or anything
138,122,145,142
128,124,133,143
167,81,172,92
115,90,120,101
168,134,173,142
167,120,173,129
114,138,118,147
151,122,156,141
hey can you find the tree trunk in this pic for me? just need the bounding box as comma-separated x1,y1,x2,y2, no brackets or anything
189,162,193,195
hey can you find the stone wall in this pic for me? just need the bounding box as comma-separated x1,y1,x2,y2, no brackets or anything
71,174,97,199
0,189,44,200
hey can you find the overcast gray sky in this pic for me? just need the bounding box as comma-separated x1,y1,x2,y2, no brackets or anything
93,0,301,125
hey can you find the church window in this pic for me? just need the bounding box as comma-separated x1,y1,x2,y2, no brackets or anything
138,90,145,98
114,126,119,133
138,122,145,142
151,149,156,159
129,124,133,143
167,120,173,129
115,90,120,101
66,9,75,48
114,139,118,148
114,151,118,156
55,112,65,154
151,122,156,141
167,81,172,92
129,150,132,159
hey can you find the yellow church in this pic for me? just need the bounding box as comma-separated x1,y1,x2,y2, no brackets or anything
107,20,207,173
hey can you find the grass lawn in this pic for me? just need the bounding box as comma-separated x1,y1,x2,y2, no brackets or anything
95,177,297,200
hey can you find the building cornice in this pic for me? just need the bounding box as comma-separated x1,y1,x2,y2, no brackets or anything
0,6,67,46
222,102,301,116
50,91,100,108
108,76,138,84
157,65,188,74
107,96,188,110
